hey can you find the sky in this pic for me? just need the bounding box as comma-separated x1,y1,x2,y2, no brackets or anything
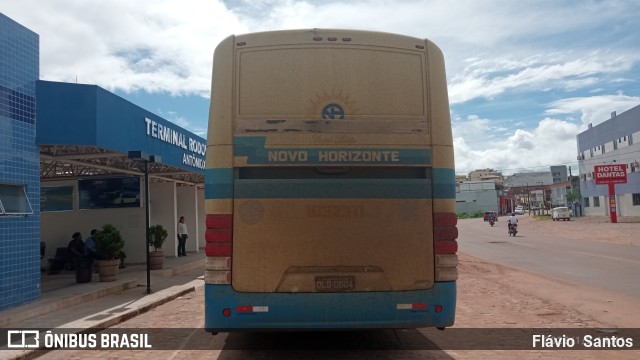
2,0,640,176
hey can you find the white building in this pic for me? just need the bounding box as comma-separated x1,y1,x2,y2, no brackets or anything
505,168,570,208
455,180,499,214
577,105,640,217
505,171,553,188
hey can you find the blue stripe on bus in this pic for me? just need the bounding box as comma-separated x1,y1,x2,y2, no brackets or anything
204,281,456,331
233,136,431,165
205,168,233,199
234,179,433,199
433,168,456,199
205,169,457,199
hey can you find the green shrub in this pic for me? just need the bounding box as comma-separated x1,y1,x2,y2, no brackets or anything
149,224,168,251
95,224,125,260
457,210,485,219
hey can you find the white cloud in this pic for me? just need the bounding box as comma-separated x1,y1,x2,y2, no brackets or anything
3,0,639,100
158,110,207,137
2,0,639,150
454,117,583,175
3,0,247,96
545,94,640,126
449,55,635,104
452,114,511,149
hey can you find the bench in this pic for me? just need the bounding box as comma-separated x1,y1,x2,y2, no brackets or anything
48,247,73,274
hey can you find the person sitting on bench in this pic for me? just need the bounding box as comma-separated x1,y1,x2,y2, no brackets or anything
48,247,69,274
67,232,85,270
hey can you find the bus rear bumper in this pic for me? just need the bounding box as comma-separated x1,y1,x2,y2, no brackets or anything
205,281,456,332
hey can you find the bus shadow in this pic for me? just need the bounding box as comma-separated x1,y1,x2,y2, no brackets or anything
216,329,455,359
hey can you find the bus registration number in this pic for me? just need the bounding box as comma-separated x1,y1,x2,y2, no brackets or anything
315,276,355,292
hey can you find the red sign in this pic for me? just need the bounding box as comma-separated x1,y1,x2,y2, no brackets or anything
594,164,628,185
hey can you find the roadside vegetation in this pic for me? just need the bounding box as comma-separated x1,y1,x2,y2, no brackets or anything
457,210,484,219
533,213,552,221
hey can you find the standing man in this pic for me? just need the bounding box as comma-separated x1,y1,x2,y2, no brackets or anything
177,216,188,257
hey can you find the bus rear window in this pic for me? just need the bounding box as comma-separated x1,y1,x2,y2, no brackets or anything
237,47,425,117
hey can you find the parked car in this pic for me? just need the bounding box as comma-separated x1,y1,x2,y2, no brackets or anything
483,211,497,221
551,206,572,221
514,206,525,215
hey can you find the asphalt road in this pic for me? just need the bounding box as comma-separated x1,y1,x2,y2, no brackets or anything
457,218,640,299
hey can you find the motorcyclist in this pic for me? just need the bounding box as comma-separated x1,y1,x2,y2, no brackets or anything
508,212,518,233
488,212,496,224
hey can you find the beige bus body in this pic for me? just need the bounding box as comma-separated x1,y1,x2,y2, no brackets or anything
206,29,456,294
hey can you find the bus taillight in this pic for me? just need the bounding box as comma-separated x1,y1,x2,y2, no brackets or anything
205,214,232,256
207,214,232,228
205,214,233,284
206,243,232,257
433,212,458,281
433,212,458,253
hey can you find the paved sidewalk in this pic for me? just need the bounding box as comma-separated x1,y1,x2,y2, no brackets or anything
0,251,206,360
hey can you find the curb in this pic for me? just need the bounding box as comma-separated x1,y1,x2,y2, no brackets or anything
4,280,203,360
0,280,138,328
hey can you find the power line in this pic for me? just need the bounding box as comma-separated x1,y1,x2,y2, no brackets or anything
456,161,579,175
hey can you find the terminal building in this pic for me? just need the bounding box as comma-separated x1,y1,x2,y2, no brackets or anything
1,13,205,311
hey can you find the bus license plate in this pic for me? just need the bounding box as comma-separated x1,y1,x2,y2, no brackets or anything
315,276,355,292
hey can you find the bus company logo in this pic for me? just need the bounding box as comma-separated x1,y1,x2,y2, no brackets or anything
7,330,40,348
322,103,344,120
309,90,356,120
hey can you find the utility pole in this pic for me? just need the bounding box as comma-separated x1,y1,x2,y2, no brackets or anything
569,166,573,193
527,182,530,215
569,166,576,217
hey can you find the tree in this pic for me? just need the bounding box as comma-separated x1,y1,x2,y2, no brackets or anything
566,189,581,204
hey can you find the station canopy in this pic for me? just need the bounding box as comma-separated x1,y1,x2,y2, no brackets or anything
39,144,203,185
36,81,206,186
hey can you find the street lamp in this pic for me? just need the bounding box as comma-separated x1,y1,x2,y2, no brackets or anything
128,151,160,294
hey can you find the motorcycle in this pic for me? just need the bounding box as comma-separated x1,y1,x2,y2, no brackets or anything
508,223,518,236
489,218,495,227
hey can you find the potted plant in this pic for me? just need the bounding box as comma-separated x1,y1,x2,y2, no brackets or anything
94,224,125,281
149,224,168,269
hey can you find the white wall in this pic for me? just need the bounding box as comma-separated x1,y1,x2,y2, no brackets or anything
455,188,499,214
584,194,640,217
176,186,199,254
584,195,608,216
41,179,205,263
613,193,640,217
40,179,146,263
150,182,177,255
197,187,205,250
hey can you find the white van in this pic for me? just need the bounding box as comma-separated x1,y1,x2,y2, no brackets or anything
551,206,572,221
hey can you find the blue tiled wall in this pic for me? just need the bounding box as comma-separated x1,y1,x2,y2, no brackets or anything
0,13,41,311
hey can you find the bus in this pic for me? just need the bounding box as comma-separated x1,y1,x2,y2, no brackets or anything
204,29,458,333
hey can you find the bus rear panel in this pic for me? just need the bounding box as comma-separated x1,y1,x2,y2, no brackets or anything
205,29,458,332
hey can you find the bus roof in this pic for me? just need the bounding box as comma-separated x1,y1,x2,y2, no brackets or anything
232,28,439,52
